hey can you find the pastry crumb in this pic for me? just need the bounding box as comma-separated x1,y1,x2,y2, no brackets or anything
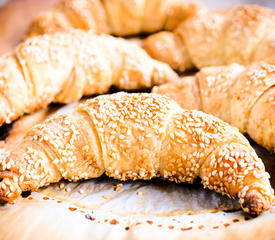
137,191,143,196
59,183,65,189
102,195,109,199
114,183,123,192
79,189,84,194
65,187,71,192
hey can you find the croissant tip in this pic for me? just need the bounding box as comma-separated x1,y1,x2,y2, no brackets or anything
0,173,22,204
241,189,272,216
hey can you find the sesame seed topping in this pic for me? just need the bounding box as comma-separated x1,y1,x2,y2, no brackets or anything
0,93,273,215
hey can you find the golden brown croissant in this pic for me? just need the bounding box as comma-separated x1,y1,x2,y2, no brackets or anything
27,0,204,37
0,30,179,126
144,5,275,72
0,92,273,215
153,62,275,152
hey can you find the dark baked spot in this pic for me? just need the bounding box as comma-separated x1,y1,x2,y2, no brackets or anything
85,214,95,221
109,219,119,225
68,207,77,211
21,191,31,198
244,216,252,221
181,227,192,231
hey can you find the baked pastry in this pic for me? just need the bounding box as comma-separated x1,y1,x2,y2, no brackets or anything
0,30,179,126
153,62,275,152
144,5,275,72
0,92,273,215
0,107,59,152
27,0,204,37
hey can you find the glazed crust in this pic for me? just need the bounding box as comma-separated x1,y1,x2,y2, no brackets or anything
144,5,275,72
0,30,179,126
0,93,273,215
153,62,275,152
27,0,204,37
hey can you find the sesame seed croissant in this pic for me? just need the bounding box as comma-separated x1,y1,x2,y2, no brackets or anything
0,30,179,126
143,5,275,72
27,0,204,37
153,62,275,152
0,92,273,215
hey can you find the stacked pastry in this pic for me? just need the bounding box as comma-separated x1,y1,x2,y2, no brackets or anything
27,0,205,37
0,30,178,125
0,0,274,217
153,62,275,152
144,5,275,71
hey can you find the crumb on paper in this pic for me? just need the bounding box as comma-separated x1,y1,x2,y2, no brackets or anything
65,187,71,192
137,191,143,196
85,214,95,221
79,189,84,194
109,219,119,225
102,195,109,199
59,183,65,189
114,183,123,192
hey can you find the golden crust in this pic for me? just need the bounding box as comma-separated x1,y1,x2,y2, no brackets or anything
28,0,204,37
0,107,57,153
197,63,246,124
231,62,275,133
152,76,201,110
143,31,193,72
0,93,273,215
0,30,178,126
152,62,275,152
223,6,275,65
177,9,225,69
247,86,275,152
144,5,275,71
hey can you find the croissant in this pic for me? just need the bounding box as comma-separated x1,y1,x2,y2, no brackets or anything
0,92,273,215
27,0,204,37
0,30,179,126
153,62,275,152
143,5,275,72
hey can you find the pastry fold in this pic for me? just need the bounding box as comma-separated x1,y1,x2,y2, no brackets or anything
153,62,275,152
0,93,273,215
0,30,179,125
144,5,275,71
